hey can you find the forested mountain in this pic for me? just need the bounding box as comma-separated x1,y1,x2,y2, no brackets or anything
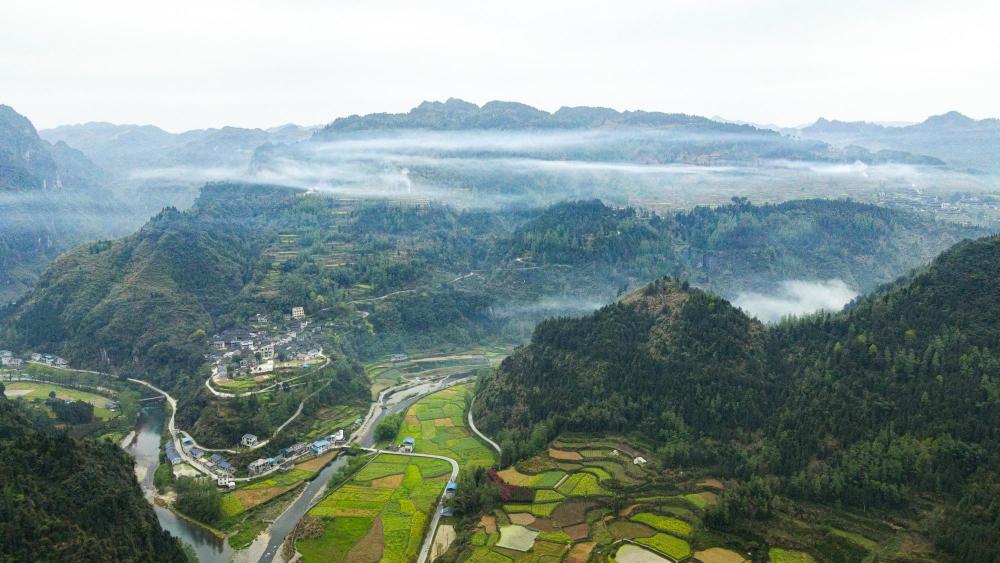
496,198,984,298
0,395,186,561
476,235,1000,560
798,110,1000,172
0,105,135,302
1,181,985,393
1,184,294,388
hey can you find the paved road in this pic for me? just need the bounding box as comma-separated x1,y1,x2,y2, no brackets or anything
467,395,502,455
204,355,329,398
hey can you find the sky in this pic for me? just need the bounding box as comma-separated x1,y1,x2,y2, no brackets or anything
3,0,998,132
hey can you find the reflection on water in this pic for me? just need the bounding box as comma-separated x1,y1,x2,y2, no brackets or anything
125,406,233,563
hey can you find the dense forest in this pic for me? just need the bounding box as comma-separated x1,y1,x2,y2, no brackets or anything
0,395,186,562
0,182,983,397
476,235,1000,561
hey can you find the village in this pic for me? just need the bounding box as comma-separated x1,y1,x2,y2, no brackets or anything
205,305,328,396
1,348,69,370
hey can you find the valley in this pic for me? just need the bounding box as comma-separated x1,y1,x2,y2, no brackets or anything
2,102,999,563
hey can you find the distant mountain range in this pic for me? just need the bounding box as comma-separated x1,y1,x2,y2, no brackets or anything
794,111,1000,172
40,121,316,175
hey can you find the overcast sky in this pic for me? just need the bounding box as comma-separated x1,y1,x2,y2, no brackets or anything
3,0,998,132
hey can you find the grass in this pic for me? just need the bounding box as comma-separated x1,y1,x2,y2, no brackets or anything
394,384,496,468
827,527,879,552
298,454,450,562
3,381,118,420
631,512,694,537
768,548,817,563
635,532,693,560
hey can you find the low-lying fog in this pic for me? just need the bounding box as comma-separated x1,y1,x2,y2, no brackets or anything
735,279,858,323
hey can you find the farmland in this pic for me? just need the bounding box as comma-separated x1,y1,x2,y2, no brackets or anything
2,381,119,421
297,453,452,562
394,383,497,469
448,435,738,562
220,451,340,548
364,347,508,400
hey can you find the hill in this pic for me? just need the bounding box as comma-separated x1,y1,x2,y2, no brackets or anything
1,184,296,387
0,395,186,561
476,235,1000,560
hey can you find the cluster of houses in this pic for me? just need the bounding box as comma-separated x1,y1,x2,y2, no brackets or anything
246,429,347,479
0,350,68,369
208,309,322,380
0,351,23,368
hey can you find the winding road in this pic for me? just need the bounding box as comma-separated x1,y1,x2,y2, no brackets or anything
467,395,502,455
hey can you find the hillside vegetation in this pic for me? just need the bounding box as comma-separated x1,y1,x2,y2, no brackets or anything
0,396,186,561
476,235,1000,561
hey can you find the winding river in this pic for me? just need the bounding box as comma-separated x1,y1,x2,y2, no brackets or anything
126,406,234,563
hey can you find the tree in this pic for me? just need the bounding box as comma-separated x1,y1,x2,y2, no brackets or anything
375,413,402,442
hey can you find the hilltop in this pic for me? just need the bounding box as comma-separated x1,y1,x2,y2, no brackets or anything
476,234,1000,560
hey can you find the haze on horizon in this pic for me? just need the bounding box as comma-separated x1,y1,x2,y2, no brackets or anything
3,0,999,132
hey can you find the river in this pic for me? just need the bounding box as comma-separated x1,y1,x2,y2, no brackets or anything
125,405,234,563
126,376,470,563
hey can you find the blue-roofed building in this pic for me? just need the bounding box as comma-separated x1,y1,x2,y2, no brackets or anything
181,436,193,446
403,437,414,445
312,439,331,455
189,447,204,459
164,442,182,465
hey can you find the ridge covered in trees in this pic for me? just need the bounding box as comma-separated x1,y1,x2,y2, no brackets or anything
476,235,1000,560
0,396,186,561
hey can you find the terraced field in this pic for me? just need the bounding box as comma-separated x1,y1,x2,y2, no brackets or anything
395,383,497,469
296,453,452,563
454,436,738,562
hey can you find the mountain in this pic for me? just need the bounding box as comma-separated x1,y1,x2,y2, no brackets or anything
798,111,1000,172
40,121,312,175
0,105,134,302
0,104,60,191
0,396,186,561
39,122,178,174
499,198,985,297
3,183,984,394
1,184,292,387
476,234,1000,560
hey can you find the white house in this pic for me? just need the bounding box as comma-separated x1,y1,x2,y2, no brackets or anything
241,433,259,447
632,456,647,466
292,306,305,320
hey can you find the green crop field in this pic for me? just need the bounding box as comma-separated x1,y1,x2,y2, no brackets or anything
635,533,693,560
555,472,611,497
769,548,817,563
630,512,693,537
298,454,451,563
395,384,496,468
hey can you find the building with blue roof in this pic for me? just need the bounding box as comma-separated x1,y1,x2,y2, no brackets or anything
312,439,331,455
164,442,182,465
